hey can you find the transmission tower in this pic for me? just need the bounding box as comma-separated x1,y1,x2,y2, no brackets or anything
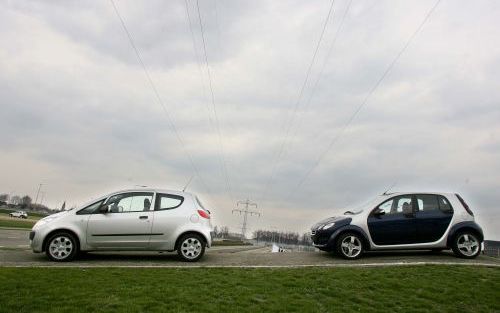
232,199,260,239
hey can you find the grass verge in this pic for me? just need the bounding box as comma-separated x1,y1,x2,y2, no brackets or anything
0,219,35,229
0,265,498,313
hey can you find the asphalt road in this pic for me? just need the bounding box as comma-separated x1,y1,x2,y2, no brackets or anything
1,228,499,267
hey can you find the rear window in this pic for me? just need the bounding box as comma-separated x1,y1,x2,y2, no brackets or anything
155,194,184,211
438,196,453,213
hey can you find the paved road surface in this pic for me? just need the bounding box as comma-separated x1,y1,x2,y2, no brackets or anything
1,228,498,267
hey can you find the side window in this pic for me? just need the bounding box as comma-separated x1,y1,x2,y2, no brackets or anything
415,194,439,212
376,199,394,215
105,193,154,213
395,196,413,214
373,196,412,216
155,194,184,211
438,196,453,213
77,200,104,215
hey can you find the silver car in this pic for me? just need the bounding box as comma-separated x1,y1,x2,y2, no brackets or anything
30,188,213,262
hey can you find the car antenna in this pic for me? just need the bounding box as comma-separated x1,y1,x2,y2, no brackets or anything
182,175,194,192
382,182,397,195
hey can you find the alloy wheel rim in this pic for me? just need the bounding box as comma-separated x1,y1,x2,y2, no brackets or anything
48,236,73,260
457,234,479,256
181,238,202,259
341,236,362,258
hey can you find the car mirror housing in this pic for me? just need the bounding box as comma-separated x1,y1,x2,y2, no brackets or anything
98,205,109,214
374,208,385,216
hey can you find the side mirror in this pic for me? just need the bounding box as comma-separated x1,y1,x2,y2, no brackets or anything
373,208,385,216
98,205,109,214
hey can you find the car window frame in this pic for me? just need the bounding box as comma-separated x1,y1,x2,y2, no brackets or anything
437,195,454,214
414,193,440,213
103,192,155,214
370,194,416,217
76,199,105,215
155,193,184,211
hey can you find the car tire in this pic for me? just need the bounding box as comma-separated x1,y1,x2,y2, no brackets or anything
451,231,481,259
177,234,206,262
336,232,364,260
45,232,79,262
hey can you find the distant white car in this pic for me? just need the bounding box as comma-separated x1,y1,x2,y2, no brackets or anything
30,188,213,262
9,211,28,219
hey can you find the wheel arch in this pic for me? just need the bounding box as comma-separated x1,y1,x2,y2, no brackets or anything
42,228,81,252
447,222,484,247
174,231,209,250
328,225,371,251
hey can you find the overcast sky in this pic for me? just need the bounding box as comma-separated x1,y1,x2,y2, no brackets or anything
1,0,499,239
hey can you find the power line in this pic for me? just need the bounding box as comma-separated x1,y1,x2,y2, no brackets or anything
284,0,353,158
195,0,235,203
258,0,337,205
288,0,442,196
183,0,213,128
109,0,214,202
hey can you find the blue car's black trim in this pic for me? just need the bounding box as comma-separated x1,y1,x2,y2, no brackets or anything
92,233,164,236
311,218,351,248
446,221,484,246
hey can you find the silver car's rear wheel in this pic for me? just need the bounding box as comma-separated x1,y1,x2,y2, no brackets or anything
452,232,481,258
45,232,78,262
177,234,205,262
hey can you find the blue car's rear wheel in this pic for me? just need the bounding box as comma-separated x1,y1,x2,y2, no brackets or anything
452,231,481,259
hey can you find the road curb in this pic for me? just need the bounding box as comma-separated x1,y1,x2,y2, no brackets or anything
1,261,499,269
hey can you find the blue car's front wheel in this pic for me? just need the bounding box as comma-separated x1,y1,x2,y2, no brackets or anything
336,232,364,260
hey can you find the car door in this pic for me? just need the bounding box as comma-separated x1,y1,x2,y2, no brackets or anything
414,194,454,243
86,192,154,249
367,195,417,245
148,193,186,250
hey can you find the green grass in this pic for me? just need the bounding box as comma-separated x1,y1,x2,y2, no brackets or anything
0,219,35,229
0,265,498,313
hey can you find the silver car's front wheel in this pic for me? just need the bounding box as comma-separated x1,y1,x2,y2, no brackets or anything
45,232,78,262
177,234,205,262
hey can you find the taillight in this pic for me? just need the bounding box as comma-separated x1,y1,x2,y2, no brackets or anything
456,194,474,216
197,209,210,219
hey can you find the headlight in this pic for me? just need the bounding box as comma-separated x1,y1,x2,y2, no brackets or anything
322,222,335,230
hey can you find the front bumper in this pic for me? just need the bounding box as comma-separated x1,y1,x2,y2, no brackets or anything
29,231,43,253
311,230,331,248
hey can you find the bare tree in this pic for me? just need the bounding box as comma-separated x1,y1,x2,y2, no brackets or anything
10,195,21,205
0,193,9,202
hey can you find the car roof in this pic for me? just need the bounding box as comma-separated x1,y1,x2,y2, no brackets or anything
105,188,194,198
76,188,195,210
380,191,457,198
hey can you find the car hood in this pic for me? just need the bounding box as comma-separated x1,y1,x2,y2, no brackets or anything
311,216,350,231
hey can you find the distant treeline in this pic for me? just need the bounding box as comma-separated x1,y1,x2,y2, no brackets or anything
0,193,52,213
252,229,312,245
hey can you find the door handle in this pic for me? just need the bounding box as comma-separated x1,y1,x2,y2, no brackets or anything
139,216,148,220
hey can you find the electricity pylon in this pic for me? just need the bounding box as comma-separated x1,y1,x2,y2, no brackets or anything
232,199,260,239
